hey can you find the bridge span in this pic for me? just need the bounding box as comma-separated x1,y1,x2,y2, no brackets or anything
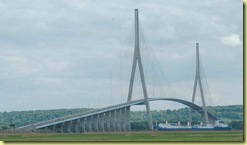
12,9,217,133
15,98,217,133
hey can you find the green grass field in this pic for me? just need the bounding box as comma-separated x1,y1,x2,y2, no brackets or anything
0,130,243,142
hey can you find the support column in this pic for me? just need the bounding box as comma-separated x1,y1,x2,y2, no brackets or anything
75,119,80,133
111,110,116,132
81,118,85,132
116,109,121,132
44,127,48,133
84,117,88,132
61,122,65,133
121,108,126,131
77,119,82,133
126,106,131,131
52,124,57,133
71,120,76,133
93,115,99,132
64,122,68,133
88,116,93,132
99,113,105,132
105,111,111,132
68,121,72,133
57,123,63,133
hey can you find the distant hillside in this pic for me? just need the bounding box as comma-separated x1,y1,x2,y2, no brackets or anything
131,105,243,123
0,105,243,130
0,108,94,130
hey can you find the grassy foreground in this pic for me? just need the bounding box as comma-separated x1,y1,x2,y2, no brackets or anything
0,130,243,142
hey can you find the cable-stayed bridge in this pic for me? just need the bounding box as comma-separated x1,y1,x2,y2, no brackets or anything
16,98,217,133
15,9,217,133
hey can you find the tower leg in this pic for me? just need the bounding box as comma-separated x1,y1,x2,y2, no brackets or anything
191,43,209,125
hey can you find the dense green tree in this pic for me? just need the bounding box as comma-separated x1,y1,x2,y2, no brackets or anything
229,121,243,129
0,105,243,130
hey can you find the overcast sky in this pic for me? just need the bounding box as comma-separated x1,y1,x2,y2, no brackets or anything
0,0,243,112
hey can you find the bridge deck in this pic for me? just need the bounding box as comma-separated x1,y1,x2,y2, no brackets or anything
16,98,217,132
16,99,143,131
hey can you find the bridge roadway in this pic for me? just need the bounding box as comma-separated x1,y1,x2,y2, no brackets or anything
15,98,217,133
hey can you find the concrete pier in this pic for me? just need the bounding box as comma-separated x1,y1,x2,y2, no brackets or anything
45,106,132,133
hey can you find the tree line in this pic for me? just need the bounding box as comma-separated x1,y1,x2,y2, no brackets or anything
130,105,243,130
0,105,243,130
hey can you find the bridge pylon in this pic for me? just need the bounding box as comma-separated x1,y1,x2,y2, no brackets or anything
127,9,153,130
190,43,209,126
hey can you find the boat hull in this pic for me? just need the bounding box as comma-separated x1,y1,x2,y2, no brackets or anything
154,126,232,131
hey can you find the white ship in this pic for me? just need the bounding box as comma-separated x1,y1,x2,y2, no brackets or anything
154,120,232,131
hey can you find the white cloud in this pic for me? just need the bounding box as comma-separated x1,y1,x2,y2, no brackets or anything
219,34,242,47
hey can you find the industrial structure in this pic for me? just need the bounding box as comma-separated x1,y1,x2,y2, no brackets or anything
15,9,217,133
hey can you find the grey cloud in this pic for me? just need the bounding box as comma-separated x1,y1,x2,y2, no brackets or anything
0,0,242,111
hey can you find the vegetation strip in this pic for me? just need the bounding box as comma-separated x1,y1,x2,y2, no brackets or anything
0,130,243,141
0,105,243,131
